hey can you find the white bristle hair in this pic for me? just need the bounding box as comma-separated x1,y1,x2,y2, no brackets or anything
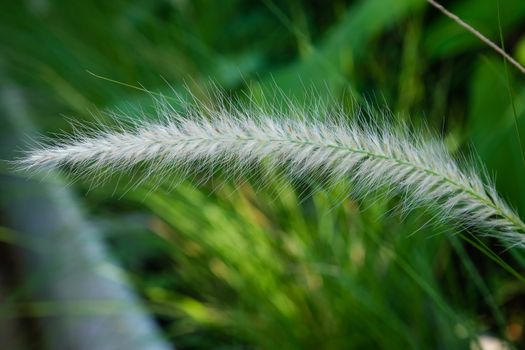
17,92,525,248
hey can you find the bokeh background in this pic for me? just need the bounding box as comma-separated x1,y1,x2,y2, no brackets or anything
1,0,525,349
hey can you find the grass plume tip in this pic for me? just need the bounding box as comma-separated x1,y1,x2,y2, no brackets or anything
16,96,525,248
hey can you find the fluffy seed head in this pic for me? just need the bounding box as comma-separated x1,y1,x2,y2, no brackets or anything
16,94,525,248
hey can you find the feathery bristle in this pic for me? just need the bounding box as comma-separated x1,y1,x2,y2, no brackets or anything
17,97,525,248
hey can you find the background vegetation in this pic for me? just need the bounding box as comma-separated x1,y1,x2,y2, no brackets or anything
1,0,525,349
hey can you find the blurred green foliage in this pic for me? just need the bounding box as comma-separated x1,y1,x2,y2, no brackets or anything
1,0,525,349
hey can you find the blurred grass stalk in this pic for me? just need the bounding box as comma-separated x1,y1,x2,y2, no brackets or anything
0,66,172,350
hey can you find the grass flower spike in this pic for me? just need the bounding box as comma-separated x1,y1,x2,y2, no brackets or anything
18,97,525,248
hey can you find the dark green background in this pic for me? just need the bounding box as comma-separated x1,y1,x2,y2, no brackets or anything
1,0,525,349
